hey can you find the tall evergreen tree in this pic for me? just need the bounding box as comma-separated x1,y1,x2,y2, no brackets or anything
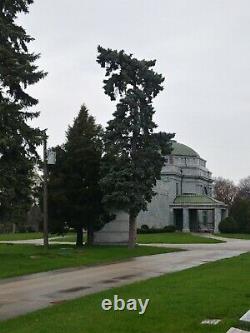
47,146,68,234
0,0,46,223
48,105,104,247
97,46,174,248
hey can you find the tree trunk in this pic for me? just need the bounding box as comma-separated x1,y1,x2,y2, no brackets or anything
86,224,94,246
76,227,83,247
128,213,137,248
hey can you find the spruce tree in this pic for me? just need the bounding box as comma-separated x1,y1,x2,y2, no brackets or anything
97,46,174,247
0,0,46,224
61,105,103,247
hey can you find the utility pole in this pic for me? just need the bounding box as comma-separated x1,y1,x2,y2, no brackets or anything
43,130,49,248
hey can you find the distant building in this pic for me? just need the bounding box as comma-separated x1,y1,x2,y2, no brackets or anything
94,141,228,244
137,141,227,232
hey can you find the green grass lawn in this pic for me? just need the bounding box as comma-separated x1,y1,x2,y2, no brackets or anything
1,253,250,333
138,232,222,244
0,244,177,279
0,232,43,241
52,232,222,244
216,233,250,240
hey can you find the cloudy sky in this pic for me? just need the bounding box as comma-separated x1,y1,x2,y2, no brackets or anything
19,0,250,183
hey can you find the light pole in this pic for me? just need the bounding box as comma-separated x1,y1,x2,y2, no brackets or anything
42,130,49,248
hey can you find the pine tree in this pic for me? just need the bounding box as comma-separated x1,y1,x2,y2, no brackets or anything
97,46,174,247
0,0,47,224
48,105,104,247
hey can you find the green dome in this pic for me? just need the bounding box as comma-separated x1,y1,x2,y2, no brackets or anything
171,141,200,157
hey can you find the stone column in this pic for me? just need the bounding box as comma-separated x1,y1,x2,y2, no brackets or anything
182,208,190,232
214,208,221,233
169,208,174,226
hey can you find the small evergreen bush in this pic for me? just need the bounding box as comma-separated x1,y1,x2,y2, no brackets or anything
219,217,239,233
137,225,176,234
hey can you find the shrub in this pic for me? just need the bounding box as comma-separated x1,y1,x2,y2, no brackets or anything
230,199,250,233
140,224,150,232
137,225,176,234
163,225,176,233
219,217,239,233
245,224,250,233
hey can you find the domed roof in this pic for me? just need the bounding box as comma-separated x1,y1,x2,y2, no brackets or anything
171,141,200,157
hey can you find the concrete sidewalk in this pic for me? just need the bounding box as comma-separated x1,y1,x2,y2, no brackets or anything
0,237,74,245
0,237,250,321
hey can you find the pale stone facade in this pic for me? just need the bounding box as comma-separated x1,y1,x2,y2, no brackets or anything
137,141,227,232
94,141,227,244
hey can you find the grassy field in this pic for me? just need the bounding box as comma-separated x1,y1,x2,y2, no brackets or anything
138,232,222,244
52,232,222,244
216,233,250,240
1,253,250,332
0,244,177,279
0,232,43,241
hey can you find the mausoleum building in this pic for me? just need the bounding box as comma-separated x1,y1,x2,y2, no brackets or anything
94,141,227,244
137,141,227,232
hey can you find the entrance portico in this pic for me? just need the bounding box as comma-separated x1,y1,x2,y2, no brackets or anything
170,194,228,233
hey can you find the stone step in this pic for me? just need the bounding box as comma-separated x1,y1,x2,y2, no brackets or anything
227,328,250,333
240,310,250,322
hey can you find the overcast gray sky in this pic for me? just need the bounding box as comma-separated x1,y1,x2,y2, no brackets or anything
19,0,250,183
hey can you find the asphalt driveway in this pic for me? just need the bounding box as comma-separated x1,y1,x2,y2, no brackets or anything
0,236,249,321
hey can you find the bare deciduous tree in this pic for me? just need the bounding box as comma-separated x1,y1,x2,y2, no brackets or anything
213,177,238,207
238,176,250,200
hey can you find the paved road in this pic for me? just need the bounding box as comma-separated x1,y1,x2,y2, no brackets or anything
0,236,250,321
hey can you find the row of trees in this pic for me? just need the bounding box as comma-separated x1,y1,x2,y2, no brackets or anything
214,177,250,233
214,176,250,206
0,1,174,247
